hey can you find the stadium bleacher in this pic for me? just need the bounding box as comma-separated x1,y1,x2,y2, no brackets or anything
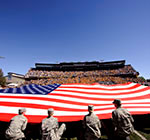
24,60,148,86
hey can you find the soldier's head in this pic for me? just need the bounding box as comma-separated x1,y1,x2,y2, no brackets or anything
88,105,94,113
19,108,26,115
48,108,54,116
113,99,121,108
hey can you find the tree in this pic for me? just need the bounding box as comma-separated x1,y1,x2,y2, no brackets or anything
137,76,145,82
0,69,6,87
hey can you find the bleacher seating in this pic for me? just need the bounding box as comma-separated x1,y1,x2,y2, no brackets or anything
23,60,148,86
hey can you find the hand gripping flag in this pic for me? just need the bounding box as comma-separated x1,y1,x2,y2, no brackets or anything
0,82,150,123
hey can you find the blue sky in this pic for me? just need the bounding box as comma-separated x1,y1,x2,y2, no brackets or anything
0,0,150,78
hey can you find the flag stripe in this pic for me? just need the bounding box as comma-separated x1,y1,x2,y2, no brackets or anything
58,83,141,91
0,93,150,107
61,82,134,88
54,86,149,94
0,106,150,116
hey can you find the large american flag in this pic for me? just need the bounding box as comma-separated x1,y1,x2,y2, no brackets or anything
0,82,150,123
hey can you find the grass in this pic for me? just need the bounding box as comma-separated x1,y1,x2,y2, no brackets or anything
67,132,150,140
130,131,150,140
29,130,150,140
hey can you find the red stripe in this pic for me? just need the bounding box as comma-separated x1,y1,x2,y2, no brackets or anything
0,93,150,107
0,102,94,111
1,101,150,113
53,86,150,96
49,92,150,101
0,113,120,123
1,89,149,102
59,83,141,91
62,82,132,86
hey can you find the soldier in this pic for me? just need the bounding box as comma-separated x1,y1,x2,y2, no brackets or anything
41,108,66,140
112,99,134,140
83,105,101,140
5,108,28,140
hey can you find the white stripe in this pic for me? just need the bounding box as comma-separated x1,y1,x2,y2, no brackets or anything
128,108,150,112
61,83,136,89
0,98,91,109
26,85,35,94
0,106,150,116
13,88,17,93
1,87,149,99
122,104,150,107
0,90,150,103
1,87,150,99
95,104,150,109
56,85,147,94
122,99,150,103
0,98,150,110
38,85,51,92
20,86,25,94
4,88,9,93
32,85,46,94
51,89,150,99
0,106,113,116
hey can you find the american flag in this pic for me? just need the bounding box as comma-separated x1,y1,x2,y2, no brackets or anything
0,82,150,123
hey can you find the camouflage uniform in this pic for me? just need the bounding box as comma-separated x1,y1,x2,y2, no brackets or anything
83,112,101,140
5,114,28,140
112,107,134,140
41,116,66,140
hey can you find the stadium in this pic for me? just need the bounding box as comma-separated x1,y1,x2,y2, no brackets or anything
24,60,148,86
0,60,150,140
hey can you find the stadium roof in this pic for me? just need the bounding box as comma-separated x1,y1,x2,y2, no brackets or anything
34,60,126,71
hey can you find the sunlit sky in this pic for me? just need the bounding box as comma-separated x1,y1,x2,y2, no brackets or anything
0,0,150,78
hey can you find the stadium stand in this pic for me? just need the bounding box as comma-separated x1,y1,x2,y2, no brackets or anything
24,60,149,86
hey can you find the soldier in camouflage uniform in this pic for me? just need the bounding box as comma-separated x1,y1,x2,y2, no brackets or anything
5,108,28,140
112,99,134,140
41,108,66,140
83,105,101,140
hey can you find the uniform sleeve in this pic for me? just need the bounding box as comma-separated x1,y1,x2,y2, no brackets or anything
127,111,134,123
123,108,134,124
98,119,101,129
55,118,59,129
22,118,28,131
112,111,118,128
82,116,86,129
41,119,46,131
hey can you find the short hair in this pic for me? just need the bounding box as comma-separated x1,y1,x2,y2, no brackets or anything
48,108,54,114
112,99,121,106
19,108,26,114
88,105,94,110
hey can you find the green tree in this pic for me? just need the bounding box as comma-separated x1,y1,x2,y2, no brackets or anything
0,69,6,87
138,76,145,82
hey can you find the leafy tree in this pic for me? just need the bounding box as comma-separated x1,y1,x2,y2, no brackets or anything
137,76,145,82
0,69,6,86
